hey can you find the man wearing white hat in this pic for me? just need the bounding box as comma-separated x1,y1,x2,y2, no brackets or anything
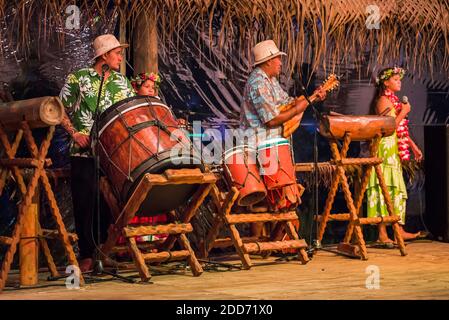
60,34,135,149
59,34,135,272
241,39,326,139
240,40,326,219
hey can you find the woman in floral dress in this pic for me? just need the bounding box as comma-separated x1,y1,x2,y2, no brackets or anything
367,67,422,244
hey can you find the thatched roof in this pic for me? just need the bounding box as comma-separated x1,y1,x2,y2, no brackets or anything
1,0,449,81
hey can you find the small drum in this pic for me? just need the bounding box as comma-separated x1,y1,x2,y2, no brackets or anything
94,96,202,215
266,183,303,212
257,138,296,190
223,145,267,207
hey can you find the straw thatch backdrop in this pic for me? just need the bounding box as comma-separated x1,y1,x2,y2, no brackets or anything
1,0,448,83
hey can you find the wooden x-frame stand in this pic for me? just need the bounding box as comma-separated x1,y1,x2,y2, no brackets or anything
316,133,407,259
200,185,309,269
100,168,216,282
0,122,81,292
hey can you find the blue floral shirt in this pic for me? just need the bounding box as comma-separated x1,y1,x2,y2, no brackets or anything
240,67,293,141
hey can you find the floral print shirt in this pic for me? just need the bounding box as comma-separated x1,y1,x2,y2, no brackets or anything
59,67,135,136
240,67,293,143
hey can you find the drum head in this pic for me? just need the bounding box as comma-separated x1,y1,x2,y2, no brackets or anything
94,95,171,134
257,137,290,151
223,145,255,157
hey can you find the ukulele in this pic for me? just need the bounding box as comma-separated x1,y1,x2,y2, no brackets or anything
280,74,340,138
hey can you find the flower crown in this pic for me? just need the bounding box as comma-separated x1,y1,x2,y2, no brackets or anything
131,72,161,90
375,67,406,85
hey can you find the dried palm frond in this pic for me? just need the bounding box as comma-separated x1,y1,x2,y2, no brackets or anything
0,0,448,82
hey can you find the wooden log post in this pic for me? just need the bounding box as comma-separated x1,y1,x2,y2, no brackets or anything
19,191,39,286
0,97,64,132
133,7,158,75
243,239,307,254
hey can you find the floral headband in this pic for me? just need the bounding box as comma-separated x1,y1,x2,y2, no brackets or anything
131,72,161,90
375,67,406,85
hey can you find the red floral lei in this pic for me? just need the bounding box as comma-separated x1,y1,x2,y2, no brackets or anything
383,90,410,161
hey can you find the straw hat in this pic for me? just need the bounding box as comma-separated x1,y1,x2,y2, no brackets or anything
252,40,286,67
92,34,128,60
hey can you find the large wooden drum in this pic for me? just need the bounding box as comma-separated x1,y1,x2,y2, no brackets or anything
94,96,202,215
319,115,396,141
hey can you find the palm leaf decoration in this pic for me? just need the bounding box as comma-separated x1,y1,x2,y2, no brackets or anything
0,0,448,84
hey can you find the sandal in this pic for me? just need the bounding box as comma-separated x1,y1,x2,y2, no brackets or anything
371,240,396,249
416,231,430,239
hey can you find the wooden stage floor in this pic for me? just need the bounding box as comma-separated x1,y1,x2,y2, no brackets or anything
1,240,448,300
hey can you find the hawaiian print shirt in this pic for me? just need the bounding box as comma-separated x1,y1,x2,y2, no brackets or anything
240,67,293,144
59,68,135,135
59,68,135,155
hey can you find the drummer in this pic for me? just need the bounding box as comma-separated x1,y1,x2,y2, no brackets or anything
59,34,135,272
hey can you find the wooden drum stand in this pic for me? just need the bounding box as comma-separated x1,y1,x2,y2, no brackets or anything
315,115,407,259
99,168,217,282
199,182,309,269
0,97,81,292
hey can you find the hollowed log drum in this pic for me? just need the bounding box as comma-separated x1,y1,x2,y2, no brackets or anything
94,96,202,215
319,115,396,141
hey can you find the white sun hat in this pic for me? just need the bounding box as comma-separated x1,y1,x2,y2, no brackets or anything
252,40,286,67
92,34,128,60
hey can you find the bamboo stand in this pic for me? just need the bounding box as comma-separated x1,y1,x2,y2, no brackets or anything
200,185,309,269
100,168,216,282
316,133,407,259
0,122,81,292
